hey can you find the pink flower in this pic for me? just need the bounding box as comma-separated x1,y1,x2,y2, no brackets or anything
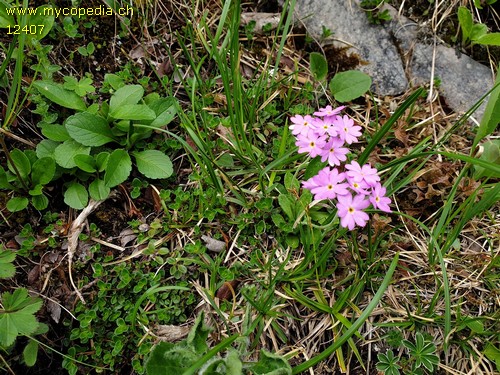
319,137,349,166
345,161,380,187
314,117,338,137
295,131,327,158
369,183,392,212
309,167,349,200
336,193,371,230
333,115,362,144
314,105,346,117
289,115,317,136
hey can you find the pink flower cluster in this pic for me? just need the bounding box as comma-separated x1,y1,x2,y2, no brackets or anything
290,106,391,230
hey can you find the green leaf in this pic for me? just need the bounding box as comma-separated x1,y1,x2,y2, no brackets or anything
148,98,178,128
309,52,328,81
110,104,156,121
250,349,292,375
88,179,110,201
65,112,115,146
145,342,198,373
63,76,95,96
7,197,29,212
8,149,31,180
31,194,49,210
471,23,488,42
0,167,14,189
74,154,97,173
54,140,91,169
186,312,211,355
484,343,500,371
33,81,87,111
23,339,39,366
0,249,16,279
36,139,59,159
0,289,42,347
475,32,500,46
473,70,500,149
41,123,71,142
95,152,110,172
474,140,500,179
458,6,473,43
104,73,125,90
29,5,55,40
133,150,173,179
28,184,43,196
64,182,88,209
31,157,56,185
0,1,15,28
104,149,132,187
278,194,295,221
109,85,144,113
329,70,372,102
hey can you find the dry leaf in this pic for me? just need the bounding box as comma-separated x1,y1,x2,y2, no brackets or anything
119,228,137,248
154,324,190,342
241,13,281,34
47,299,62,323
201,235,226,253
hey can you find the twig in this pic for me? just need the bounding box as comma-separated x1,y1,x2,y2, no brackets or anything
67,197,108,304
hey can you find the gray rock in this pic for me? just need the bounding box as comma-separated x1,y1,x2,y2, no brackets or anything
293,0,408,95
290,0,495,121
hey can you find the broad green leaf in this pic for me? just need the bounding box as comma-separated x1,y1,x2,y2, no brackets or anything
8,149,31,180
23,339,39,366
148,98,178,128
278,194,295,221
36,139,59,159
474,140,500,179
465,319,485,334
309,52,328,81
6,197,29,212
0,166,14,189
484,343,500,371
31,157,56,185
284,171,300,190
476,33,500,46
133,150,173,179
145,341,198,373
28,184,43,196
74,154,97,173
31,194,49,210
109,85,144,113
474,69,500,149
104,73,125,90
250,349,292,375
64,182,88,209
329,70,372,102
104,149,132,187
65,112,115,146
29,5,55,40
41,123,71,142
54,140,91,169
110,104,156,121
88,179,110,201
186,312,211,355
0,1,15,28
0,249,16,279
458,6,473,43
33,81,87,111
95,152,110,172
471,23,488,42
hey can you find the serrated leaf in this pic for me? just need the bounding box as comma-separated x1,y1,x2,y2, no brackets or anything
31,157,56,185
54,140,91,169
40,123,71,142
110,104,156,121
23,339,39,366
64,182,88,209
133,150,173,179
7,197,29,212
65,112,115,146
0,262,15,279
104,149,131,187
33,81,87,111
310,52,328,81
88,179,110,201
329,70,372,102
109,85,144,113
8,149,31,180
